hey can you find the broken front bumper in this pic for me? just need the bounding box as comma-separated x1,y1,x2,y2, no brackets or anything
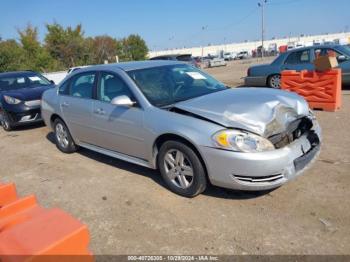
200,124,321,191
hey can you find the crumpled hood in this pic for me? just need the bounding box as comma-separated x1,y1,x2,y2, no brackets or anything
0,85,54,101
174,88,310,137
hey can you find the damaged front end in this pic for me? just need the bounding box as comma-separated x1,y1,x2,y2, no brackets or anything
173,88,321,151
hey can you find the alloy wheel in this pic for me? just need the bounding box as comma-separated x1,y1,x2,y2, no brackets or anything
55,123,69,148
270,75,281,88
163,149,194,189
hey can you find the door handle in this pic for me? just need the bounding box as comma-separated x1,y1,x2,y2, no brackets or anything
94,108,105,115
61,102,69,108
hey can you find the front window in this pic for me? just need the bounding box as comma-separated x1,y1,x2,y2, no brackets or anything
0,72,51,91
338,45,350,56
314,48,342,59
127,65,227,107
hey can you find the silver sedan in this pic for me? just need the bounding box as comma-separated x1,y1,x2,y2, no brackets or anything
41,60,321,197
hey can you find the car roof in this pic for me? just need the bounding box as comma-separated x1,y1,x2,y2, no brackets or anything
284,44,343,54
0,70,37,78
76,60,185,73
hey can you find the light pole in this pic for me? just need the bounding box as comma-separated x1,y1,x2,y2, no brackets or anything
201,25,208,57
258,0,267,58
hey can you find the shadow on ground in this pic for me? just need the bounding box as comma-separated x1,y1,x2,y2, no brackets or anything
0,122,45,132
46,131,272,200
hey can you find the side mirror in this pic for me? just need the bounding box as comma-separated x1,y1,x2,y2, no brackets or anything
50,80,55,84
337,55,347,62
111,95,135,107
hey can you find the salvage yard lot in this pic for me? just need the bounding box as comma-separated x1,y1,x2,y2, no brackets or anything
1,59,350,255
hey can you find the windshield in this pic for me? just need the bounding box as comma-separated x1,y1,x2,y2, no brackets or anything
127,64,227,107
0,72,51,91
338,45,350,56
176,55,192,62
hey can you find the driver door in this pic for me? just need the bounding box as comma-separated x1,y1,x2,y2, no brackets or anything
90,71,147,160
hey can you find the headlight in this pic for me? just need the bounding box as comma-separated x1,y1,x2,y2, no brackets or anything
3,95,22,105
213,129,275,153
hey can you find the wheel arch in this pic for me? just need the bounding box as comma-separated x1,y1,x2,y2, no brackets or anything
152,133,210,182
50,113,64,128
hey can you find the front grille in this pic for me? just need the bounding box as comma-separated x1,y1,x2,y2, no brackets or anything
269,117,313,149
233,174,284,184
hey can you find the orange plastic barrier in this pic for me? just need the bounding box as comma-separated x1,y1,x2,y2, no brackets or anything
0,183,18,206
281,69,342,112
0,182,93,262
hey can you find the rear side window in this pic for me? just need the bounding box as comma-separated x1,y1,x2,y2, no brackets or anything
70,72,96,99
285,50,310,64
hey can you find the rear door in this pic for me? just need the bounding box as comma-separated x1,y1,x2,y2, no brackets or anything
59,71,97,144
89,71,147,160
281,49,314,71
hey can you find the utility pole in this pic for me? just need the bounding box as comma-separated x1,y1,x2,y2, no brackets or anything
258,0,267,58
201,25,208,57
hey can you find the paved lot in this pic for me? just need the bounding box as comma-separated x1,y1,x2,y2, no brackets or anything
1,59,349,255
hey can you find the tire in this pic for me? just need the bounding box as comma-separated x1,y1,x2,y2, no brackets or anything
268,74,281,88
53,118,78,153
158,140,207,197
0,111,13,131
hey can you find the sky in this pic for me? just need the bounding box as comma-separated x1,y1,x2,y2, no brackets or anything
0,0,349,50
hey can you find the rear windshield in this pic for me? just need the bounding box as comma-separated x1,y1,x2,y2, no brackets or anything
0,73,51,91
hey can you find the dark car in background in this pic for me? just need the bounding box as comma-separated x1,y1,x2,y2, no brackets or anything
245,45,350,88
0,71,55,131
150,54,200,68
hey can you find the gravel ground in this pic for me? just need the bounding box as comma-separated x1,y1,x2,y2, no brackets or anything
1,59,349,255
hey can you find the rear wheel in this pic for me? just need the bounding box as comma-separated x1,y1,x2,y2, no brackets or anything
53,118,78,153
268,74,281,88
0,111,13,131
158,140,207,197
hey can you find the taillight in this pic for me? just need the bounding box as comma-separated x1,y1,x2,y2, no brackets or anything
247,68,251,76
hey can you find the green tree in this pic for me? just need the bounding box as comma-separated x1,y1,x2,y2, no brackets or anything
0,40,25,72
0,23,150,73
120,34,148,61
17,25,58,72
45,22,86,68
92,35,118,64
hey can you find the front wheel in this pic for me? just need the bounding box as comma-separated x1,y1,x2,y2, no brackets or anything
53,118,78,153
158,141,207,197
268,74,281,88
0,111,13,131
